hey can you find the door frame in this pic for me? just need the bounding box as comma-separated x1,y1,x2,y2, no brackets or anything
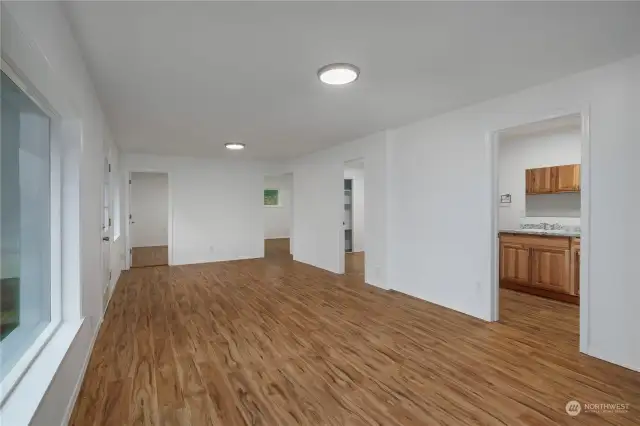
488,106,591,353
102,155,112,308
124,170,173,269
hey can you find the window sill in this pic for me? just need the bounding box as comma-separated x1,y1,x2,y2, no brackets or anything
0,318,84,425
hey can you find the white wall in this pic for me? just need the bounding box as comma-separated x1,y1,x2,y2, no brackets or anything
344,167,364,252
264,174,292,239
124,154,265,265
292,132,388,287
499,125,581,229
130,172,168,247
1,2,124,424
386,54,640,372
109,148,125,294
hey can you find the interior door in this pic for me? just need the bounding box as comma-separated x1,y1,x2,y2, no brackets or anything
102,157,111,309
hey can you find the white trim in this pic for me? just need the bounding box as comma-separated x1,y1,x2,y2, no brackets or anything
125,171,173,268
488,129,500,321
0,59,60,120
0,319,83,425
59,313,106,426
488,108,591,354
59,256,119,426
0,58,63,404
168,173,174,265
578,107,591,353
0,322,59,405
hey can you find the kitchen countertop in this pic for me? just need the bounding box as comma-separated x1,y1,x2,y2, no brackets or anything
500,229,580,238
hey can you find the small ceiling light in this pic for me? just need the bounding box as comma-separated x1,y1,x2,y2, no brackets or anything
225,142,245,150
318,63,360,85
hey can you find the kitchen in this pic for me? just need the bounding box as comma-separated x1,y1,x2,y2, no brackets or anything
498,114,582,323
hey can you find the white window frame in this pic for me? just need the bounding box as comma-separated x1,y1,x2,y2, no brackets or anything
0,59,62,405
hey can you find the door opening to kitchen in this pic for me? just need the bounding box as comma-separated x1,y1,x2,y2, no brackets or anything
129,172,169,267
344,159,364,282
495,113,583,343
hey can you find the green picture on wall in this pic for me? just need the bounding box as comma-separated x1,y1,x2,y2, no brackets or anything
264,189,279,206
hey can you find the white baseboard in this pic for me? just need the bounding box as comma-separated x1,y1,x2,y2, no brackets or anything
59,270,121,426
58,317,102,426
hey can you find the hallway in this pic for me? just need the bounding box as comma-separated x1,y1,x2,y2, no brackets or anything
71,249,640,425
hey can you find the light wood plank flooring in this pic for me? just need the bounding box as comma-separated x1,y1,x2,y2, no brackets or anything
71,240,640,425
132,245,169,268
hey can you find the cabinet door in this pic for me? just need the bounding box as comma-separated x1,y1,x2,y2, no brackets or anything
525,170,534,194
500,243,530,284
526,167,555,194
555,164,581,192
530,248,571,294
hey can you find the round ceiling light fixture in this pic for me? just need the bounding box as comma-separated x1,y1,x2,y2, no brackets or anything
224,142,246,150
317,63,360,86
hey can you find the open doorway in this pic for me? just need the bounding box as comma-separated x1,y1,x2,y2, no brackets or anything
344,159,364,280
129,172,169,267
494,113,585,344
263,173,293,260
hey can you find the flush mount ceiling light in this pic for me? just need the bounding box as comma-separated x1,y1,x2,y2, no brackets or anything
317,63,360,86
224,142,245,150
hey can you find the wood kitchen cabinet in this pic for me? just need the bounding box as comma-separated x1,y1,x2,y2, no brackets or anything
525,164,580,194
526,167,555,194
500,244,530,284
571,238,581,295
499,233,579,304
530,248,571,294
555,164,581,192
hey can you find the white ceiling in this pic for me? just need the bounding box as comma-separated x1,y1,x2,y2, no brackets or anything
63,1,640,160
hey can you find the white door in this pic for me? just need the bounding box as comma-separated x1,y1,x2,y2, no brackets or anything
102,157,111,309
129,172,169,248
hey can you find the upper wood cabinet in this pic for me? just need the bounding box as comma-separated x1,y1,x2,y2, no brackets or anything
526,164,580,194
526,167,555,194
555,164,581,192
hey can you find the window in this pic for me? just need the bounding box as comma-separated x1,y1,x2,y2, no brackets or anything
264,189,280,206
0,69,57,384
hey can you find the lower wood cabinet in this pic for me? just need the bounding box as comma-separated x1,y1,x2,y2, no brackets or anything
499,233,579,304
530,248,571,294
500,244,530,284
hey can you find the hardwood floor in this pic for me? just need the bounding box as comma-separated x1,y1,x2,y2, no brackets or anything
71,241,640,425
132,246,169,268
264,238,291,259
345,251,364,279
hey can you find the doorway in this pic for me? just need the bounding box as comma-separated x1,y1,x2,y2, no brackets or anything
492,112,587,350
129,172,169,267
263,173,293,259
344,159,364,280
